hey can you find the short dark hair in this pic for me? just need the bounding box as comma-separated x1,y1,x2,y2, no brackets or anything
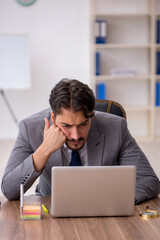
49,78,95,118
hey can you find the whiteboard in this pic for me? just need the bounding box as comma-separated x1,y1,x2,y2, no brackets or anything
0,35,30,89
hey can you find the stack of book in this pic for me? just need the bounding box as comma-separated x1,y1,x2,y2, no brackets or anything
94,20,107,44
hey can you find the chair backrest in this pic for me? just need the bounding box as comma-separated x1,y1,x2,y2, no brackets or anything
95,99,126,119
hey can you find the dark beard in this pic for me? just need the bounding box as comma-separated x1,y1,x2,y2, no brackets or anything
66,137,85,150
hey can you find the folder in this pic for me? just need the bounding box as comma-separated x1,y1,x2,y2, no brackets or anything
156,52,160,75
96,83,106,100
157,20,160,44
155,82,160,106
95,52,101,75
95,20,107,44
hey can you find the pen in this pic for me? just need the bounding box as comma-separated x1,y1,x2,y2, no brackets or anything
42,204,49,213
20,183,24,216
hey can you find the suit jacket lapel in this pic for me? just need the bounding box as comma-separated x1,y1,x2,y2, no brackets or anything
87,120,104,166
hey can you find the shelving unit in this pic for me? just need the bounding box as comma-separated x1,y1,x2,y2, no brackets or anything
90,0,160,141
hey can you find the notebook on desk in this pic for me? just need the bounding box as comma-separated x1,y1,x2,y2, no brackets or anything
50,166,136,217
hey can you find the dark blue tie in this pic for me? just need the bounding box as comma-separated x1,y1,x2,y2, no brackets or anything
70,150,82,166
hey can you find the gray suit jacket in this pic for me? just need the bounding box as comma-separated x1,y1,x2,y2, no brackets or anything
1,109,160,203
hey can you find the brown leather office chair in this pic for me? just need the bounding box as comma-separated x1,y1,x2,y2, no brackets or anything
95,99,126,119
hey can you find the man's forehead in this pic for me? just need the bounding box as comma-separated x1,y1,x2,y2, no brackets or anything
55,108,88,125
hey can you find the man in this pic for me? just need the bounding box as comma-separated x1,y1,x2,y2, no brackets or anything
1,78,160,202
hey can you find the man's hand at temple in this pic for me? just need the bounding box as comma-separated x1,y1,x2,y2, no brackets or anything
33,117,66,172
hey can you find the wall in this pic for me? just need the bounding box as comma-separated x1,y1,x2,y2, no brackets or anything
0,0,90,139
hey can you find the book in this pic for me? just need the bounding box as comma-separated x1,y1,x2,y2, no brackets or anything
96,83,106,100
155,82,160,106
156,52,160,75
95,20,107,44
157,20,160,44
95,52,101,75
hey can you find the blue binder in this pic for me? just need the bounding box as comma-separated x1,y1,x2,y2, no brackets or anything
157,20,160,44
95,20,107,44
155,82,160,106
156,52,160,74
95,20,101,44
95,52,100,75
96,83,106,100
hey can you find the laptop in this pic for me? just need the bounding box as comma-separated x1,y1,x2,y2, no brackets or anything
50,166,136,217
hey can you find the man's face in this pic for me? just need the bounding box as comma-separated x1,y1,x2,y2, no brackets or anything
51,108,93,150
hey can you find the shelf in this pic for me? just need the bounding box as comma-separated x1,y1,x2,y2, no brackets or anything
91,0,160,140
154,106,160,111
135,136,154,142
153,136,160,141
124,106,160,112
95,44,152,49
124,105,151,112
155,75,160,79
95,13,152,18
95,75,151,81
